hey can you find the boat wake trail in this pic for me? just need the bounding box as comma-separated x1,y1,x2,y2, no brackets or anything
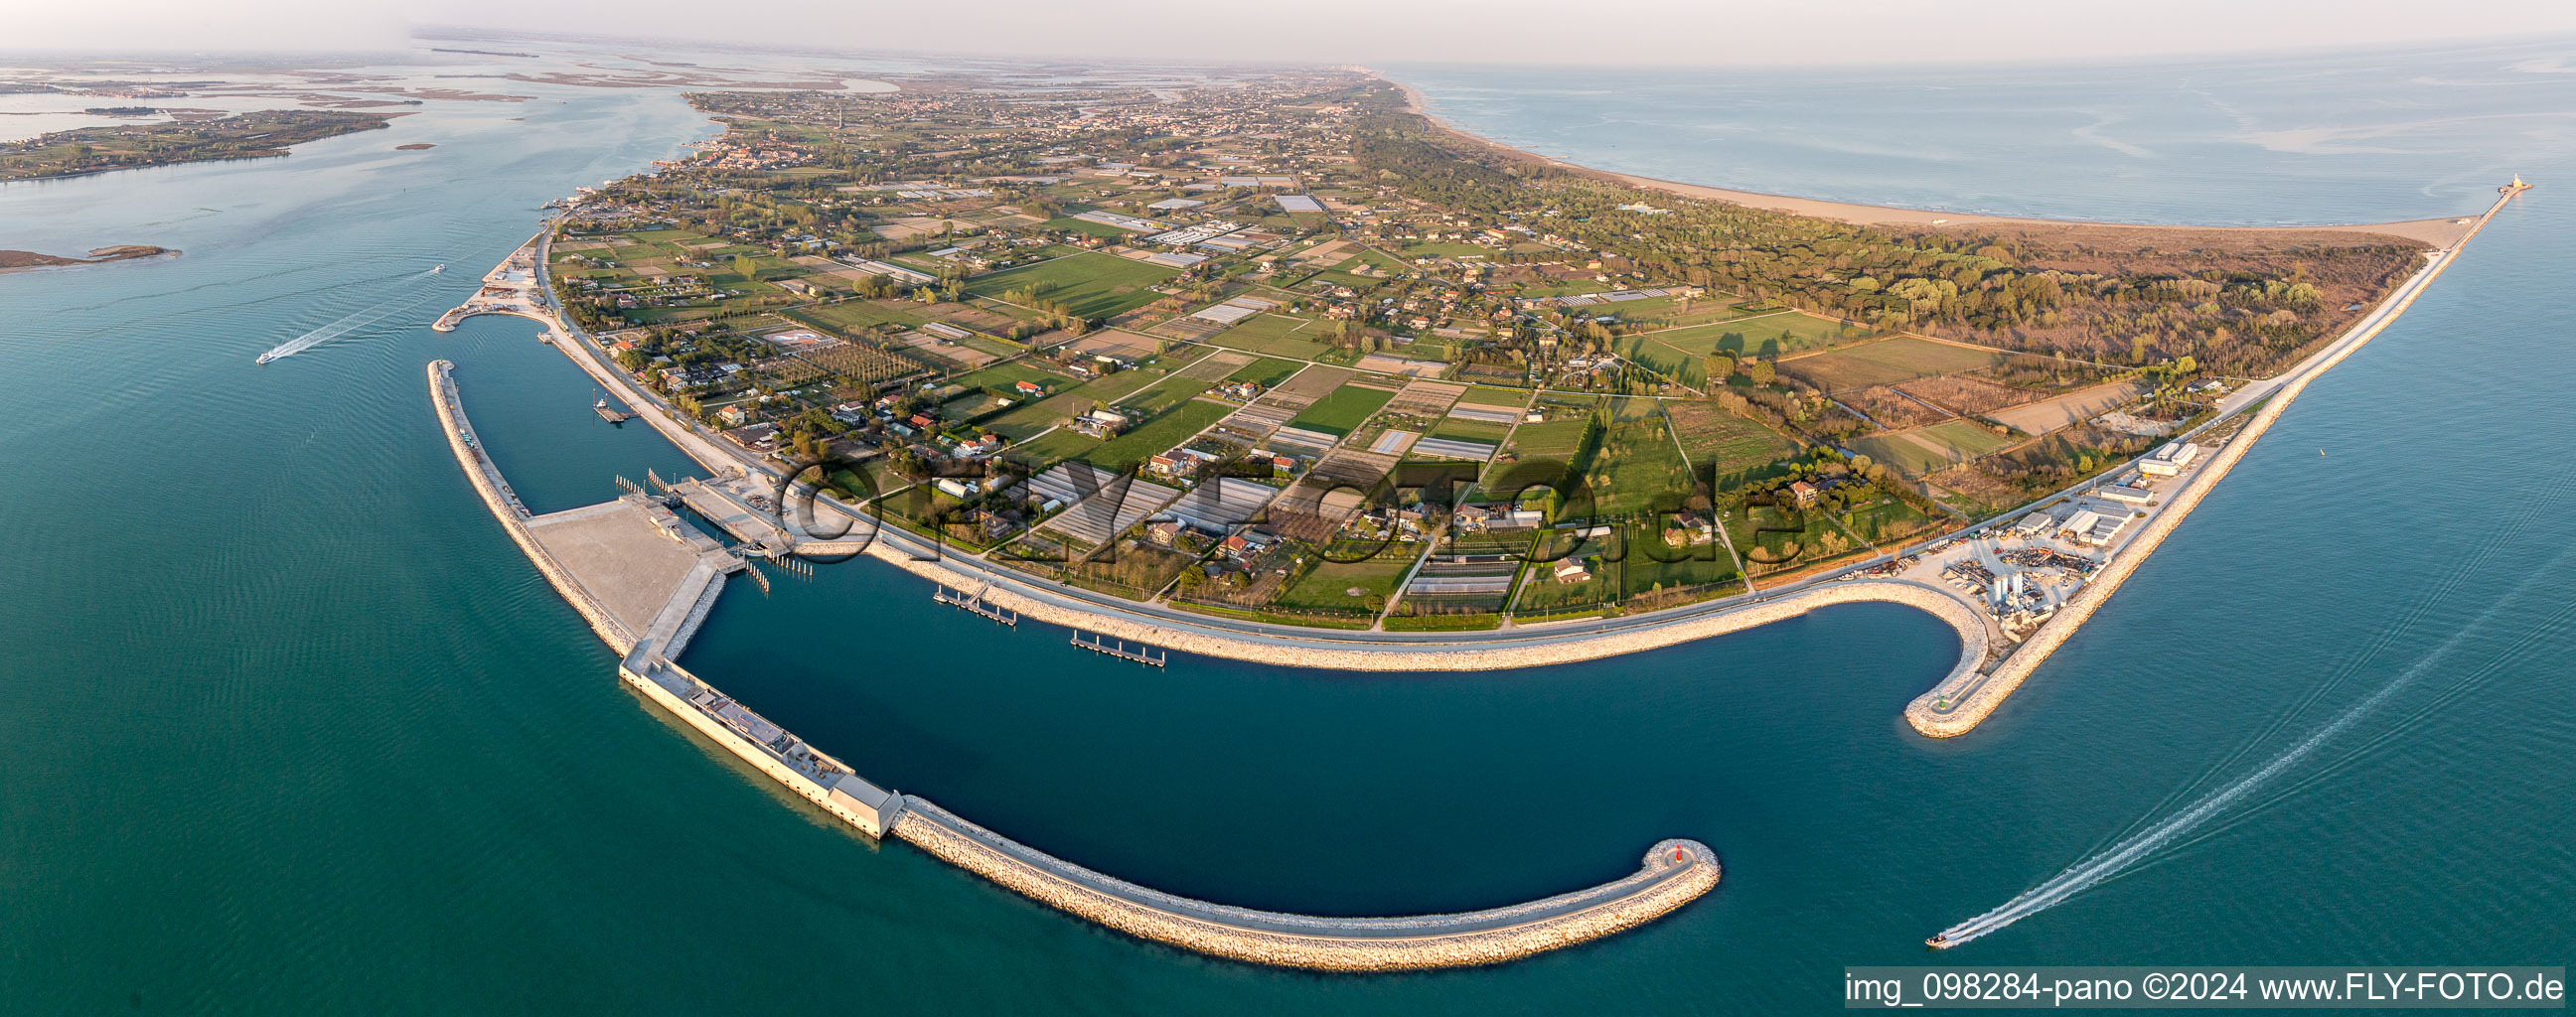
257,264,445,363
1931,472,2576,949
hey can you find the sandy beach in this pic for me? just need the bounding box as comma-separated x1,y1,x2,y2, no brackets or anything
1377,74,2478,249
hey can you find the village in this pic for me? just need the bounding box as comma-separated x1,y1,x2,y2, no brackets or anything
525,70,2406,635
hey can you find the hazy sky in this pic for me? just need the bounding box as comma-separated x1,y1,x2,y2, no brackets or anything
13,0,2576,67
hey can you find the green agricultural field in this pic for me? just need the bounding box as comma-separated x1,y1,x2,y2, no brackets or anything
1083,398,1232,470
1226,357,1305,386
956,334,1021,359
1003,428,1100,469
1117,375,1215,415
1735,313,1877,357
953,361,1064,396
1504,418,1592,460
1778,336,2013,392
1286,385,1396,437
1664,401,1803,484
1840,496,1936,544
1429,415,1512,445
939,391,1005,421
983,368,1167,441
1623,313,1876,378
1270,544,1416,613
966,251,1180,320
1584,419,1696,516
1454,385,1530,408
1040,217,1136,238
1213,313,1337,361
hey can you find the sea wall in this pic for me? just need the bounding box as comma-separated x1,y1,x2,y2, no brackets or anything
427,361,638,654
891,797,1720,971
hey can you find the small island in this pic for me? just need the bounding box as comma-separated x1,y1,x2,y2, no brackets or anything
395,143,437,151
0,109,394,182
0,244,175,274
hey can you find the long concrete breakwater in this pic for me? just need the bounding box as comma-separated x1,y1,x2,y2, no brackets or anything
429,357,1722,970
1905,186,2522,736
894,799,1719,971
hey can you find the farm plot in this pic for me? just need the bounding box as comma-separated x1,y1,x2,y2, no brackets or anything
1663,401,1802,482
800,344,929,392
1842,385,1952,430
1502,418,1592,461
1084,399,1233,471
790,300,929,334
966,251,1179,320
1428,415,1512,446
1270,543,1415,614
984,369,1167,441
1178,350,1253,380
1287,385,1398,438
1582,419,1695,516
1117,374,1217,415
1777,337,2011,392
1381,380,1465,420
1895,373,2043,418
1353,355,1448,377
898,331,995,369
953,361,1067,397
1851,419,2020,477
1226,357,1304,386
1270,364,1354,403
1151,315,1231,343
1990,379,2148,436
1212,313,1337,361
1063,329,1162,363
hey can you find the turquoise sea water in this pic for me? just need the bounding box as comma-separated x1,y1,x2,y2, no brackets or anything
3,42,2571,1014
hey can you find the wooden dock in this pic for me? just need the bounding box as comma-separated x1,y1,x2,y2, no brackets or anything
1071,632,1165,666
595,400,635,423
934,584,1018,626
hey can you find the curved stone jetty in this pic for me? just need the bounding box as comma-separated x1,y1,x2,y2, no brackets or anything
895,797,1719,971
